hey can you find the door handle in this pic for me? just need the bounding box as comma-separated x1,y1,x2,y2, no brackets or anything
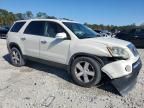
41,40,47,44
21,37,26,41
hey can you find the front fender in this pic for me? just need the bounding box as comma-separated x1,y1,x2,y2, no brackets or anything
66,42,111,64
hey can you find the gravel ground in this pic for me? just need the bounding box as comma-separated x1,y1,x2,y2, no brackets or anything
0,39,144,108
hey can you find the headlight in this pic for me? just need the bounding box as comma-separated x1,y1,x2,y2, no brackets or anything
107,47,129,59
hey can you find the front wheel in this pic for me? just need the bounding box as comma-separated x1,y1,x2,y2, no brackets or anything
71,57,101,87
10,47,25,67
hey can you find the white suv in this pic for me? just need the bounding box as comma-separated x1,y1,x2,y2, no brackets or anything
7,19,142,95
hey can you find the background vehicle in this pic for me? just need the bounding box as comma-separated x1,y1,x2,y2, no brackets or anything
94,30,112,37
116,29,144,48
7,19,142,96
0,27,9,39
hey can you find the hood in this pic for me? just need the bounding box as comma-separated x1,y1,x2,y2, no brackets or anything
82,37,130,48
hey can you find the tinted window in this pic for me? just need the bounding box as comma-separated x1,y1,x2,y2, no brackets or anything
10,22,25,32
45,22,68,38
24,21,45,36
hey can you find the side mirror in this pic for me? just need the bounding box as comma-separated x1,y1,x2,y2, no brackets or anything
56,32,67,39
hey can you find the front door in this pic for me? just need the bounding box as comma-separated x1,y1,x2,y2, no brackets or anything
40,21,70,64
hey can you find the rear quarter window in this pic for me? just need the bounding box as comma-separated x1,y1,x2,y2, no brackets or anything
24,21,45,36
10,22,26,32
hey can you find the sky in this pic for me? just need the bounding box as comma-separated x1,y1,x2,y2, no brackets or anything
0,0,144,26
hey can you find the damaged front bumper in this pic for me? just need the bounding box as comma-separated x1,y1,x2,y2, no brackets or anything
111,58,142,96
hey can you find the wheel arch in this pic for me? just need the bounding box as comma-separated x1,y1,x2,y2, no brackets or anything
68,53,105,68
8,42,23,54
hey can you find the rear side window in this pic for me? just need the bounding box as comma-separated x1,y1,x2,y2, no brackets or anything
24,21,45,36
10,22,26,32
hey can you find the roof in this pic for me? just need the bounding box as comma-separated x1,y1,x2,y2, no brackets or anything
15,18,79,23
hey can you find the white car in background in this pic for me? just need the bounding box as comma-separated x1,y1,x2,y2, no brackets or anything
7,19,142,96
94,30,113,37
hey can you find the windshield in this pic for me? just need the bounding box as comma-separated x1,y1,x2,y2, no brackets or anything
63,22,99,39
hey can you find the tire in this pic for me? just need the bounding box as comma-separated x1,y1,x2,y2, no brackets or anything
71,57,101,87
10,47,25,67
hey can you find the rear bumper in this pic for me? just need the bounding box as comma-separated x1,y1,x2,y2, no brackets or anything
111,58,142,96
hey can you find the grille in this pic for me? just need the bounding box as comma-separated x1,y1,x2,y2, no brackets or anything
127,44,139,57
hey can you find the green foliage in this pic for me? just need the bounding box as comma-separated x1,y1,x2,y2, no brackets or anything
0,8,143,32
0,9,57,26
0,9,15,26
36,12,47,18
15,13,25,20
25,11,34,19
84,23,141,32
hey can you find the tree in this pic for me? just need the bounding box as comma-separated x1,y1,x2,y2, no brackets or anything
7,12,15,25
36,12,47,18
47,16,57,19
140,23,144,29
0,8,144,32
0,9,15,26
15,13,25,20
0,17,3,25
25,11,33,19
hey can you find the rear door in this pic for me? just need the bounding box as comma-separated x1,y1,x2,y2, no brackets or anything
22,21,45,58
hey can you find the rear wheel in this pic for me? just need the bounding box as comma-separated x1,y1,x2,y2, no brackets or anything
10,47,25,67
71,57,101,87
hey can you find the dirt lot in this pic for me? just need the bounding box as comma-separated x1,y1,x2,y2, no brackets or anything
0,39,144,108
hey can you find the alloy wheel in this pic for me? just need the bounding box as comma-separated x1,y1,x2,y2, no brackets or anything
75,61,95,83
11,50,21,65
